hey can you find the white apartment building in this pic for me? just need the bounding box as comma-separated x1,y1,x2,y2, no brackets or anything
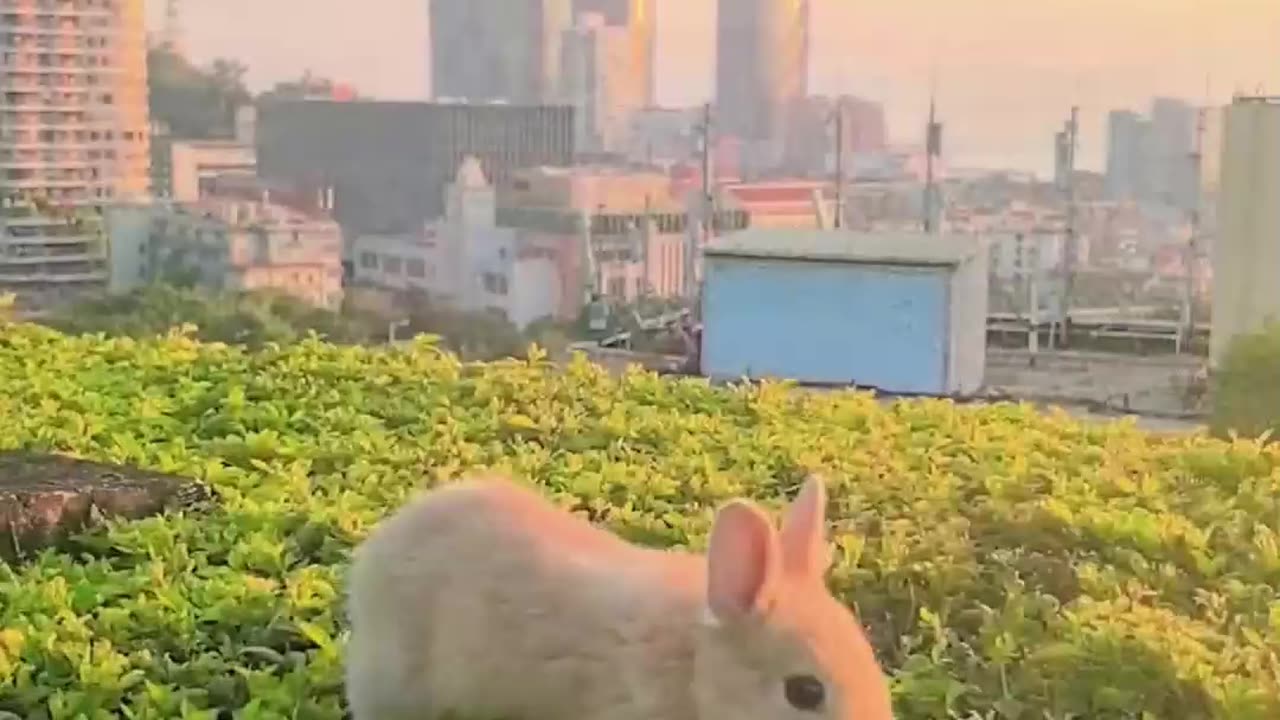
350,158,559,330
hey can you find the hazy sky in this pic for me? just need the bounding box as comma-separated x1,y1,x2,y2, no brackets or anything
147,0,1280,174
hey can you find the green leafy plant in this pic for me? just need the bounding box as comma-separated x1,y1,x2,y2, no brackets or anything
1210,321,1280,442
0,323,1276,718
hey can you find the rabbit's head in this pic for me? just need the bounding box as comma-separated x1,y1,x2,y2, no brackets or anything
692,475,893,720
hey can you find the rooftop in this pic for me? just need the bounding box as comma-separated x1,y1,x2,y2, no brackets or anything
705,228,989,267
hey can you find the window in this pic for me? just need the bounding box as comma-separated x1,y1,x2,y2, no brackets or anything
607,277,625,298
406,258,426,278
359,251,377,269
482,272,508,296
383,255,402,274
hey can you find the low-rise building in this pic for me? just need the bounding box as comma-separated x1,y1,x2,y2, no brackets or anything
699,229,989,395
718,180,834,229
496,164,747,319
164,140,258,202
144,197,343,309
348,158,556,329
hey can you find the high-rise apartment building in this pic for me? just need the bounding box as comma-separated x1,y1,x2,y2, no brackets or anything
429,0,571,104
0,0,150,204
1210,96,1280,366
715,0,809,144
1104,110,1151,202
561,12,647,154
1,0,151,311
572,0,655,107
1104,98,1200,212
1148,96,1198,211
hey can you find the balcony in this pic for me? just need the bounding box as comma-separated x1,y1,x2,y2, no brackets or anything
0,158,95,170
0,268,106,283
0,63,121,75
0,26,99,37
2,177,95,190
0,3,117,20
1,248,103,264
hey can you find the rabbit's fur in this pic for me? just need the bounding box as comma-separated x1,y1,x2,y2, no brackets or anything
345,474,894,720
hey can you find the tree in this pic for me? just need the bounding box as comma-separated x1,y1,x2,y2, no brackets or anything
1210,322,1280,442
148,48,251,139
44,285,374,348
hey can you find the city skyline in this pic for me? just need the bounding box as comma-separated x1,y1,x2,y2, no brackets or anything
147,0,1279,175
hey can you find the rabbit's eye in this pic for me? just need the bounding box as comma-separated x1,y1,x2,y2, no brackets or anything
783,674,826,711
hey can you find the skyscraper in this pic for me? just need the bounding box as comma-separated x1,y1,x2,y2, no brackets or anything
1104,98,1199,211
715,0,809,144
429,0,572,103
572,0,656,107
0,0,151,204
1104,110,1152,202
1148,96,1198,211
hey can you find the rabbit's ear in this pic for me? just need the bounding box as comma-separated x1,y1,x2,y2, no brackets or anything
706,500,780,622
779,475,831,579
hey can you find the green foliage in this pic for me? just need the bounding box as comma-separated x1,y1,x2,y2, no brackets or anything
1210,322,1280,441
0,324,1278,718
403,297,527,362
44,285,373,347
148,49,251,139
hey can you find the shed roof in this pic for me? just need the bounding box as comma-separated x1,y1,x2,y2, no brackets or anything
704,229,988,267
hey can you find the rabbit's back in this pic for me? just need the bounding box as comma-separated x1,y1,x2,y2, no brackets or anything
345,477,701,720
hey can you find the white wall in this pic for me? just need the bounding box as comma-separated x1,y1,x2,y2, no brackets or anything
1211,99,1280,366
103,203,158,293
509,257,560,329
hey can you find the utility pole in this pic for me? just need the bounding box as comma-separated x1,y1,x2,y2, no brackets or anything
1182,104,1207,350
1058,105,1079,347
833,102,845,229
1028,256,1040,359
687,102,714,299
923,94,940,233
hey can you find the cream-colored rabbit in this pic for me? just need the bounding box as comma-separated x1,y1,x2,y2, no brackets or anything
344,474,894,720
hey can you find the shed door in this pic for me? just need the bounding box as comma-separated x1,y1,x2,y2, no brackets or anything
701,258,949,394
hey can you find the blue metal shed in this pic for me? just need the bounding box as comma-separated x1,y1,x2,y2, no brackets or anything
699,229,989,396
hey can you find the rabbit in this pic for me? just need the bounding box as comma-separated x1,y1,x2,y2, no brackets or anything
344,473,894,720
